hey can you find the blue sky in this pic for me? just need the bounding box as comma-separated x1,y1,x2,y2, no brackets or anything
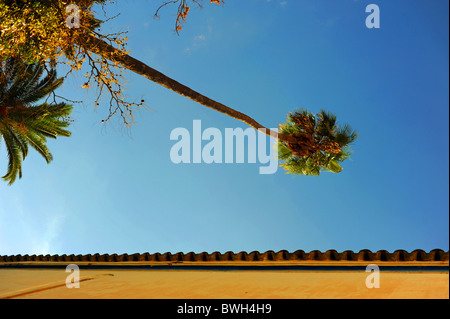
0,0,448,256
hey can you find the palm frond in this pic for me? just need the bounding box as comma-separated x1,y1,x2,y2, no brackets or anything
0,122,24,185
0,58,73,185
277,108,358,176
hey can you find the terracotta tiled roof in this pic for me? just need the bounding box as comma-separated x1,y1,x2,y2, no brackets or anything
0,249,448,263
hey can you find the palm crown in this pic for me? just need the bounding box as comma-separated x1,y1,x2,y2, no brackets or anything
278,109,358,176
0,58,73,185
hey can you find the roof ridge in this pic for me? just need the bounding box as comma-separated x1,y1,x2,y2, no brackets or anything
0,249,448,262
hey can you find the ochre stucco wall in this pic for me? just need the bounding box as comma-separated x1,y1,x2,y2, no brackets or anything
0,268,448,299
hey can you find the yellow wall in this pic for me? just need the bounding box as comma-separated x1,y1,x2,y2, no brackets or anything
1,266,448,299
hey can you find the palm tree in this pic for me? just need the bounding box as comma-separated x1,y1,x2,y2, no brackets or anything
2,1,358,176
0,58,73,185
277,109,358,176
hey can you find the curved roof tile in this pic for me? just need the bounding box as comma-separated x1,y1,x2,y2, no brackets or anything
0,249,448,263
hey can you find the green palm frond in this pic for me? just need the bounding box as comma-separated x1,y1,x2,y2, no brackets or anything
278,108,358,176
0,57,73,185
0,122,24,184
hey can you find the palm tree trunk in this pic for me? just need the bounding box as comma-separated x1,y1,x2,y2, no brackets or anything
75,33,295,143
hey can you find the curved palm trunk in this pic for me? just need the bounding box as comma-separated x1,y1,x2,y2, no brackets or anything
75,34,295,143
